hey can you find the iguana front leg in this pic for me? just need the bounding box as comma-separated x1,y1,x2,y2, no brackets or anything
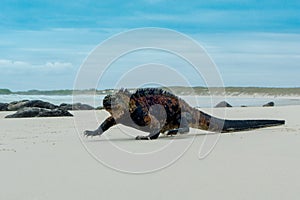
84,116,116,137
166,127,190,136
135,132,160,140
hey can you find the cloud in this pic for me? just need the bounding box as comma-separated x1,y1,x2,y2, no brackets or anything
0,59,74,74
44,62,73,71
0,59,28,66
1,29,300,90
0,59,76,90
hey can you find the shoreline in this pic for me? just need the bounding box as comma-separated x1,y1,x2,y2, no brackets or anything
2,86,300,96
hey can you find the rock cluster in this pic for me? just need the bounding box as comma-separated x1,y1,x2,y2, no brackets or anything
7,100,57,111
1,100,96,118
5,107,73,118
59,103,94,110
263,102,275,107
215,101,233,108
0,103,8,111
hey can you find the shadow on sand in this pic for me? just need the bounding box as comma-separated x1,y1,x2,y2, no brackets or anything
83,132,221,143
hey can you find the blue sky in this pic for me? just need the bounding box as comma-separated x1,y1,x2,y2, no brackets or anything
0,0,300,90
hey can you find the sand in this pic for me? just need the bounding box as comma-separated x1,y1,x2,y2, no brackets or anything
0,106,300,200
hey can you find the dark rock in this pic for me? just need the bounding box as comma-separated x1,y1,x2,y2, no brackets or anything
263,102,275,107
7,100,29,111
96,106,104,110
59,103,74,110
72,103,94,110
7,100,57,111
59,103,94,110
37,108,73,117
0,103,8,111
24,100,58,109
215,101,232,108
5,107,73,118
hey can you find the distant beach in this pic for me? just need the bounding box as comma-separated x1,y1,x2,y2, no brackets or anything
1,86,300,108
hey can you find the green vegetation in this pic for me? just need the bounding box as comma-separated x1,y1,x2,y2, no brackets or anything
16,89,74,95
222,87,300,96
0,89,12,94
164,86,300,96
1,87,300,96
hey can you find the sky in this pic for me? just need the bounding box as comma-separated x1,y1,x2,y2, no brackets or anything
0,0,300,91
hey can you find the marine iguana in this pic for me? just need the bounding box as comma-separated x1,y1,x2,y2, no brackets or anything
84,88,285,140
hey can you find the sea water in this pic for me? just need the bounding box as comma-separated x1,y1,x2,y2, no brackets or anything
1,94,300,108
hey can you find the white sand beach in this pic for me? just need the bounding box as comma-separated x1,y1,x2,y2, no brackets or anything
1,106,300,200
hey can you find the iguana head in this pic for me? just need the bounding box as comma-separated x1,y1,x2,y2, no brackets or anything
103,89,131,119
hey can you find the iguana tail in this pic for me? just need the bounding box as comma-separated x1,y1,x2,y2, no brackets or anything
220,119,285,132
191,111,285,132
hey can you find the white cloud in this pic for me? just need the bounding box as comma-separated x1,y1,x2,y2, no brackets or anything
0,59,74,74
0,59,28,66
44,61,73,71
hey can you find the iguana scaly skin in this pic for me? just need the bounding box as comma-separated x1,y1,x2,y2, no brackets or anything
84,88,285,140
